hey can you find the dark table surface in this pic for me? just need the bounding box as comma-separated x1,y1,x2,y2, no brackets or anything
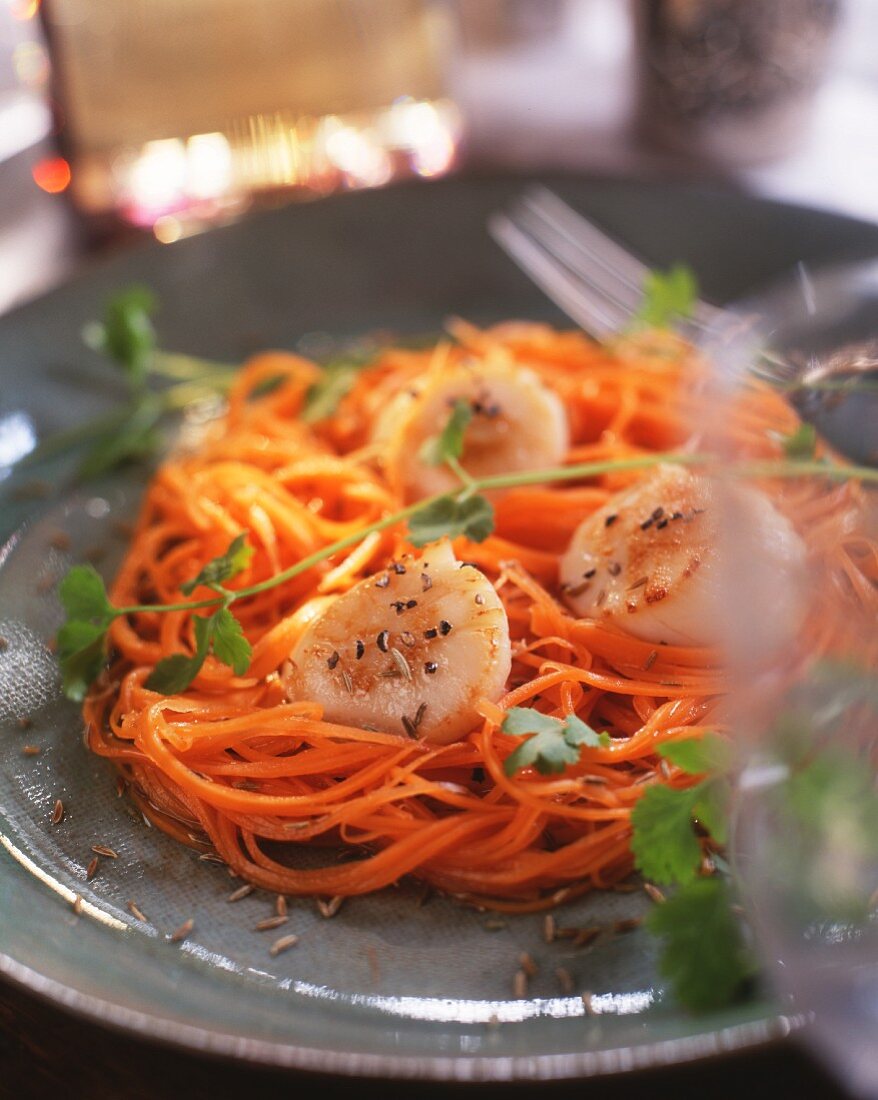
0,137,862,1100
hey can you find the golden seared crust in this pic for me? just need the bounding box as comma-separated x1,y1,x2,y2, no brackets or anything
289,542,511,744
373,360,569,502
560,465,807,648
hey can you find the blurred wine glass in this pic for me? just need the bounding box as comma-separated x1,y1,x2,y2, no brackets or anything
710,274,878,1098
38,0,461,233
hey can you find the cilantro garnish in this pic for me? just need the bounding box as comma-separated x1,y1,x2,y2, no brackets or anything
630,735,751,1011
407,493,495,547
82,285,157,389
658,733,734,777
631,737,732,885
56,620,110,703
408,400,496,545
142,534,254,692
181,532,253,594
630,783,705,886
301,354,374,423
78,288,166,476
56,565,115,701
57,535,254,699
647,877,753,1012
20,286,235,480
774,422,818,460
419,398,473,466
637,264,698,330
146,606,251,693
502,707,609,776
58,563,114,624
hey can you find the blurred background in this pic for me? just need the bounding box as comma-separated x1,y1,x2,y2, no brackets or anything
1,5,877,1099
2,0,878,315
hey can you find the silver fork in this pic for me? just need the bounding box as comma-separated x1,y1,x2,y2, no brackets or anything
487,185,729,342
488,186,877,465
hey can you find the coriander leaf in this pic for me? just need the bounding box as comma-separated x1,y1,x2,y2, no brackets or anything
630,783,703,885
648,877,753,1011
302,368,357,423
419,399,473,466
776,748,878,923
247,373,287,400
563,713,612,749
502,707,609,776
56,620,108,702
658,734,733,776
786,751,878,859
637,264,698,330
144,653,203,696
180,533,253,595
56,564,116,699
59,564,113,624
693,777,730,846
811,658,878,711
301,354,374,423
210,607,252,676
501,707,561,737
407,493,495,547
146,607,252,693
504,724,580,776
775,422,817,460
457,494,495,542
146,613,212,694
77,395,164,479
83,285,157,387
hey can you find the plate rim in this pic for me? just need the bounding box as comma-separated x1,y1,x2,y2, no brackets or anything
1,169,873,1079
0,949,798,1081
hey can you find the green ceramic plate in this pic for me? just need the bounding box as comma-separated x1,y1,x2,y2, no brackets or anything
2,175,877,1080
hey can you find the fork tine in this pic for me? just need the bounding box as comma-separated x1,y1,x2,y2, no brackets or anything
522,186,648,301
487,213,631,338
519,187,726,333
512,195,646,322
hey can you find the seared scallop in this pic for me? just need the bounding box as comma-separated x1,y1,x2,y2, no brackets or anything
373,360,569,501
560,464,807,647
288,541,511,743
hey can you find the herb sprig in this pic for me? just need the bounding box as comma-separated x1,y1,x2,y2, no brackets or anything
630,735,755,1011
501,707,609,775
631,734,732,886
419,398,473,468
637,264,698,329
57,532,256,701
57,452,706,698
20,288,235,478
773,422,818,460
45,287,878,1020
16,290,376,481
55,397,877,703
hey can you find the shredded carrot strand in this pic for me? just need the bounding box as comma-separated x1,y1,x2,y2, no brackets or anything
83,324,875,908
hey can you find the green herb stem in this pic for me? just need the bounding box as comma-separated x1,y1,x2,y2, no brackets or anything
18,405,134,467
152,351,237,383
446,454,475,488
737,459,878,483
16,379,230,474
473,451,706,492
160,379,232,409
109,449,875,620
112,453,693,617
